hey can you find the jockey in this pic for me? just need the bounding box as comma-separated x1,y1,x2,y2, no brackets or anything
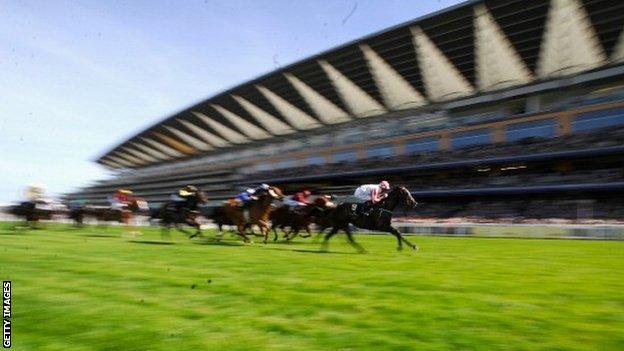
284,190,311,209
353,181,390,215
109,189,133,210
292,190,312,205
171,185,199,210
24,184,51,210
236,184,270,208
24,184,44,203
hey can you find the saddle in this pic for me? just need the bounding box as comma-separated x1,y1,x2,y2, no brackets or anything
350,203,382,218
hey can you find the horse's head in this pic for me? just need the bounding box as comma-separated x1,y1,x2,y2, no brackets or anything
196,190,208,203
385,186,418,210
313,194,336,208
129,198,150,213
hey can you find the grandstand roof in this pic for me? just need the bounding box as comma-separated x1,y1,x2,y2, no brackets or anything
97,0,624,169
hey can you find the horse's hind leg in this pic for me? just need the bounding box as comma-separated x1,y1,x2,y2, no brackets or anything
285,228,298,242
390,226,417,251
321,226,340,252
161,222,172,241
214,223,224,241
261,224,270,244
344,226,366,253
237,224,251,243
271,224,279,242
187,218,201,238
302,225,312,238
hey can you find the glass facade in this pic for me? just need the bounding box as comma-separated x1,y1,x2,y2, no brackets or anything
506,119,556,141
333,150,358,163
256,163,272,171
572,107,624,132
452,128,491,149
307,155,326,165
275,159,296,169
405,137,438,154
366,143,395,158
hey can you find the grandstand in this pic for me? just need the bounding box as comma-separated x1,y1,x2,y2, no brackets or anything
67,0,624,221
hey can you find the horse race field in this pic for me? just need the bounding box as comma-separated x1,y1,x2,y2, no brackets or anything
0,222,622,351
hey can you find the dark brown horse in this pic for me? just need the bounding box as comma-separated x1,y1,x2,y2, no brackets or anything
7,202,67,228
221,186,283,243
150,191,207,238
322,186,418,252
71,198,149,226
271,196,336,242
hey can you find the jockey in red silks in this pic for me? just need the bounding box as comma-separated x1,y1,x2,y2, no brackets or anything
109,189,133,210
284,189,312,209
292,190,312,205
353,181,391,215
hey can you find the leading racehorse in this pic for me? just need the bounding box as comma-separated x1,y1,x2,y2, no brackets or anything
221,186,283,243
322,186,419,252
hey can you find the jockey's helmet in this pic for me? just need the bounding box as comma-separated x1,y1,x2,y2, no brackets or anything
119,189,133,194
260,183,270,190
379,181,390,190
185,185,198,192
303,190,311,196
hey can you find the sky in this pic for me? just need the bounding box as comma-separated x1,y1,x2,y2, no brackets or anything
0,0,465,204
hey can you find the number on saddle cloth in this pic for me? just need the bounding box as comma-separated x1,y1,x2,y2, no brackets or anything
350,203,368,216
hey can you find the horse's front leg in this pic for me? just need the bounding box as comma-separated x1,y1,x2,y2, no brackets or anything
237,224,251,243
214,223,224,241
186,217,201,238
175,221,192,237
260,221,270,244
390,226,418,251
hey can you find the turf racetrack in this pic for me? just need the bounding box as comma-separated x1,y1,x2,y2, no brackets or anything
0,222,622,350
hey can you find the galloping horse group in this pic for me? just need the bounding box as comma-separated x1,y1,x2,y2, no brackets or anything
8,184,419,252
206,185,419,251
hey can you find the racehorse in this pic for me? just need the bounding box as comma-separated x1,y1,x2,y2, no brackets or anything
221,186,283,244
7,201,67,228
271,195,335,242
150,191,207,238
203,206,257,237
322,186,419,252
71,198,149,227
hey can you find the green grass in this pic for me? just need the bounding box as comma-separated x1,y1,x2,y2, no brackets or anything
0,222,622,351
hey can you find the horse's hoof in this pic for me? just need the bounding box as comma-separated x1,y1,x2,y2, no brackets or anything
413,245,419,251
397,246,403,251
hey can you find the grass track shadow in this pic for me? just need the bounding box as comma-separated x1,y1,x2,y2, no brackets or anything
129,240,175,245
79,233,120,238
193,240,245,247
265,247,361,255
0,231,26,235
